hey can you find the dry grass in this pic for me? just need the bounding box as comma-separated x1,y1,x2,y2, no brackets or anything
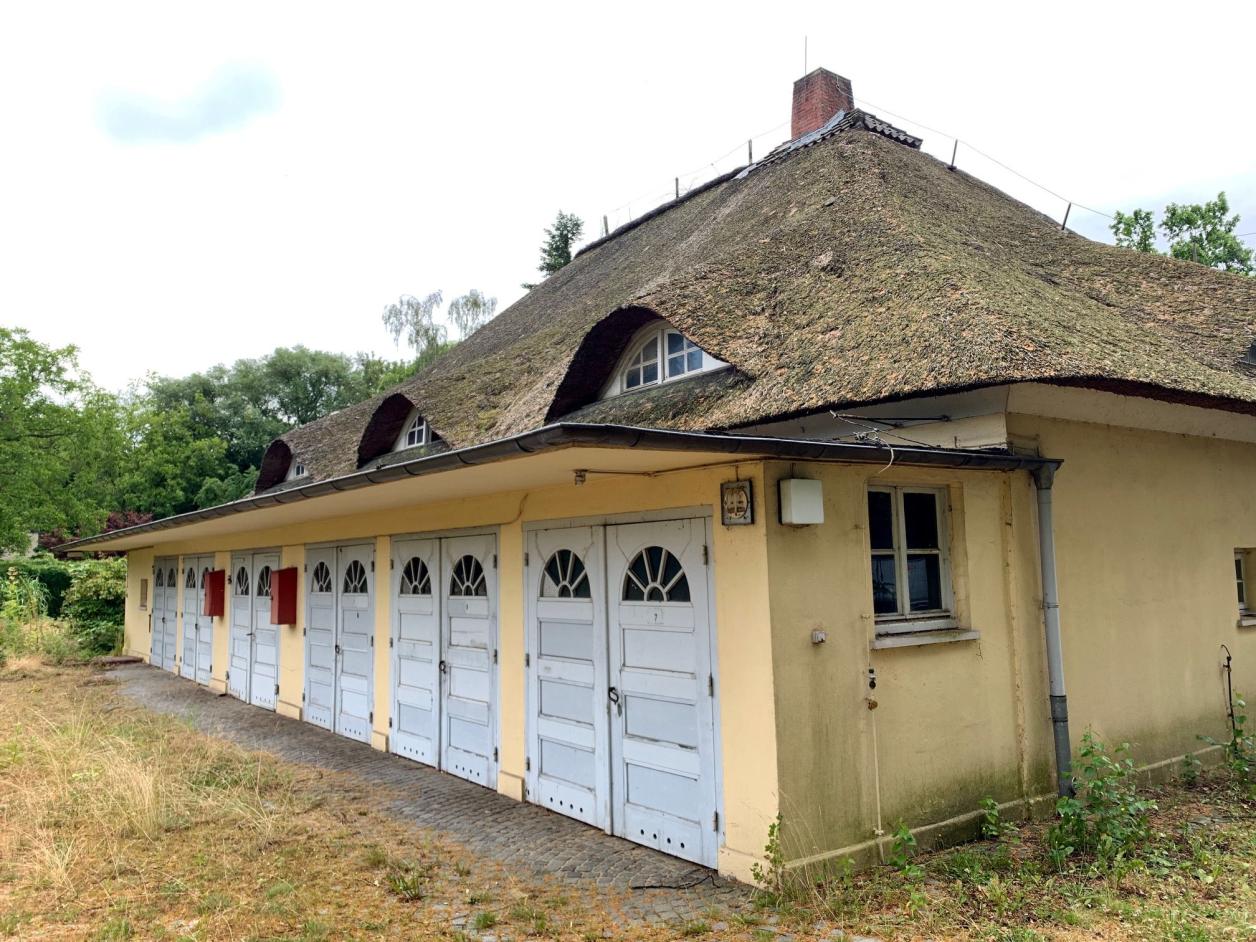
2,661,1254,941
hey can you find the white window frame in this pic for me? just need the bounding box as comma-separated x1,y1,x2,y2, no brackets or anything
868,485,955,634
1237,552,1249,614
600,322,727,399
393,409,438,452
286,461,307,481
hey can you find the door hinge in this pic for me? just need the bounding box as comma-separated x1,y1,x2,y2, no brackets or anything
304,563,308,572
274,683,279,695
369,711,374,723
370,635,374,647
525,756,531,771
702,544,709,565
524,652,530,667
389,636,394,648
713,811,720,832
302,691,306,703
388,717,393,728
492,553,498,569
524,551,529,566
492,747,498,763
303,626,306,636
390,558,395,570
709,674,715,697
493,648,498,664
370,559,375,572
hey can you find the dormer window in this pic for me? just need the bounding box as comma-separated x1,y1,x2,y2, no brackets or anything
286,461,307,482
393,410,441,452
601,321,725,399
404,414,427,448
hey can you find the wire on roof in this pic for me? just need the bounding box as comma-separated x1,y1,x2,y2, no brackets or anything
854,96,1116,224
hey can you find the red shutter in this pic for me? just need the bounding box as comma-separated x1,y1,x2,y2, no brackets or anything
271,567,298,626
203,569,226,618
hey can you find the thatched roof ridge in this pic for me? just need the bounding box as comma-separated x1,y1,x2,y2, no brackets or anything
258,115,1256,490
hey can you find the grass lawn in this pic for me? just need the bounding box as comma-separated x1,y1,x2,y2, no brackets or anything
1,661,1254,941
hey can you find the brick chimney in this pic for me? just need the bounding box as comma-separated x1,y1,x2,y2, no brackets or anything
791,68,854,139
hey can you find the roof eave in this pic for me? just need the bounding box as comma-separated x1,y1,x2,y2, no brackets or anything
59,423,1060,552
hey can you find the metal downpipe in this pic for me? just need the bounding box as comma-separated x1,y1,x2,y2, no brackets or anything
1034,466,1074,797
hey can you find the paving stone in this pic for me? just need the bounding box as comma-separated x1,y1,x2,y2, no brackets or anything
110,664,752,924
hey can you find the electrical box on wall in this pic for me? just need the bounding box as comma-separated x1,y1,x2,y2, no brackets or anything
271,567,298,625
203,569,226,617
780,478,824,525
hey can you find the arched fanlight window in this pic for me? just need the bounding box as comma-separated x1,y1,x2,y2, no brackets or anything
604,322,725,399
185,567,196,589
541,549,591,599
449,555,487,597
404,414,427,448
256,565,272,598
234,566,250,596
342,559,368,594
311,561,333,593
167,568,177,590
155,568,165,588
400,557,432,595
622,546,690,603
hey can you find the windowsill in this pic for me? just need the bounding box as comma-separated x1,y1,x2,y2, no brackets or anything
1238,612,1256,628
872,628,981,650
874,613,958,634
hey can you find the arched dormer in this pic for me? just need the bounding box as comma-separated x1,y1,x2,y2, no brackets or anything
357,392,444,467
547,307,727,420
255,439,293,491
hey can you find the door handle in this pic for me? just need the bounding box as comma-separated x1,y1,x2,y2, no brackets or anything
608,686,622,716
335,644,341,655
438,660,447,675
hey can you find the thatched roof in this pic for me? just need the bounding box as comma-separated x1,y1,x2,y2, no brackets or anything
259,110,1256,489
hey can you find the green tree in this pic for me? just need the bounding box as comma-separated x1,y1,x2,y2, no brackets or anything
538,211,584,277
1110,208,1156,253
1161,192,1253,273
113,403,231,519
0,329,123,553
382,292,447,361
447,289,498,338
1111,192,1253,274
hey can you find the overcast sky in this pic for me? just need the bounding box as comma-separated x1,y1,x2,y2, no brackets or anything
4,2,1255,392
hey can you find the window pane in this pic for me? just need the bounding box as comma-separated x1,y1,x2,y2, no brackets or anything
871,555,898,614
903,492,939,549
667,332,684,354
868,491,894,550
686,348,702,371
667,354,685,376
626,367,641,389
642,362,658,384
907,554,942,611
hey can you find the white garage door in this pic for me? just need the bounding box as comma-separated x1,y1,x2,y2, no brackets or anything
304,544,375,743
152,557,178,672
388,532,498,787
179,555,214,684
227,551,281,709
391,538,440,765
525,518,719,868
525,526,609,829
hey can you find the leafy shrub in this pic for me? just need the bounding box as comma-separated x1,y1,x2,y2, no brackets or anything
1200,693,1255,793
62,558,126,655
1046,731,1155,869
2,557,72,616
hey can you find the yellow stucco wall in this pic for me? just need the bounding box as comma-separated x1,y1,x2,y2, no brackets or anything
762,461,1052,867
115,408,1256,879
1008,413,1256,763
120,461,778,881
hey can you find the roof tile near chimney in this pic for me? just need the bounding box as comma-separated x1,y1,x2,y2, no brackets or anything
792,68,854,139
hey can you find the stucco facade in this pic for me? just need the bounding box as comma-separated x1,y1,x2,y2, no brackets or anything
113,389,1256,882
